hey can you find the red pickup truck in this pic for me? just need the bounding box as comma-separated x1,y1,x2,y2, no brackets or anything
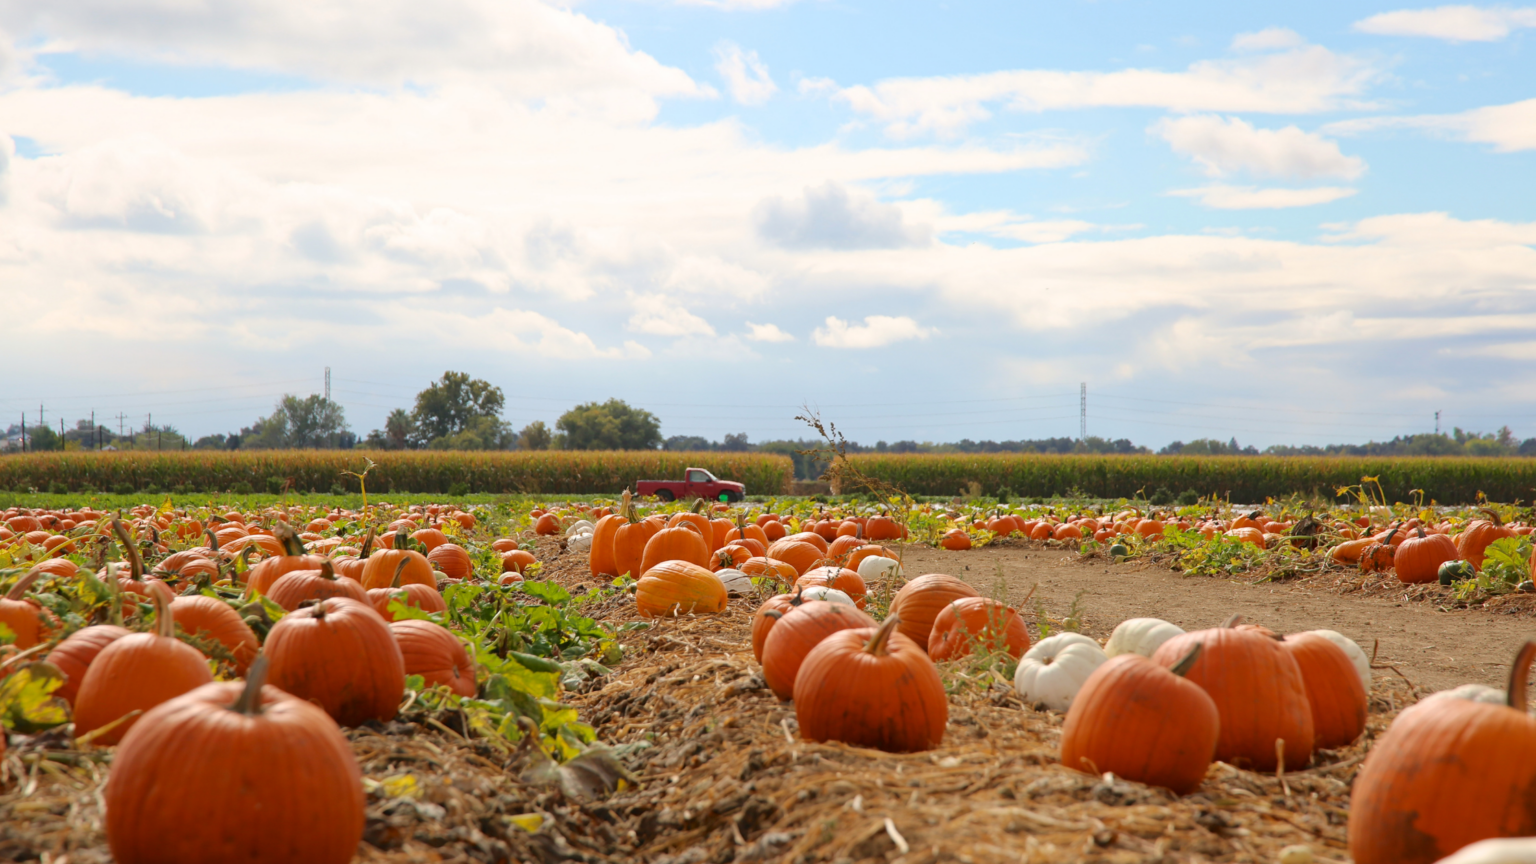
637,468,746,503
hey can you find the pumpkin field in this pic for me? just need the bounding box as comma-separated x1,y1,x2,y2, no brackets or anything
2,490,1535,863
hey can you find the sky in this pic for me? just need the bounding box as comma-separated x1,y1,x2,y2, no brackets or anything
0,0,1533,448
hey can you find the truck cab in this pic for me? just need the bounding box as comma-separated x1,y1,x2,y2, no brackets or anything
636,467,746,502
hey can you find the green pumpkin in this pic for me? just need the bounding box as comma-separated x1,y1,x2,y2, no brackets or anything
1438,559,1473,585
1108,543,1130,560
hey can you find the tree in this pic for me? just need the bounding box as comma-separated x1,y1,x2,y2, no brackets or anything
428,415,515,451
720,433,752,452
519,421,552,451
241,395,350,449
556,399,662,450
413,372,505,443
664,435,712,451
384,409,418,450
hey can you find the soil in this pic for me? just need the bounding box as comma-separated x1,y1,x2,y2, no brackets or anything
899,540,1530,692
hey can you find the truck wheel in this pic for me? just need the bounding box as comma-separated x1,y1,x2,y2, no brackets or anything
655,490,675,502
720,491,741,503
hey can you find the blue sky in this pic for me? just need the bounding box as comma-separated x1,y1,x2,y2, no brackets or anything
0,0,1532,448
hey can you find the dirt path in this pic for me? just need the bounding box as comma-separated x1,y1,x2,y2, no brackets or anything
899,542,1531,692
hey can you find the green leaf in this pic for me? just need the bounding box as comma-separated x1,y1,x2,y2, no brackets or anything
256,594,288,622
0,662,70,733
0,622,15,646
387,597,436,622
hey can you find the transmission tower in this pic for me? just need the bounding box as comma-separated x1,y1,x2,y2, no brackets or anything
1079,383,1087,441
325,366,331,401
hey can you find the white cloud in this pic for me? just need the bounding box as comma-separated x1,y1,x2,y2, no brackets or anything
826,41,1378,137
626,295,717,337
1354,5,1536,41
1170,185,1358,209
755,182,930,249
0,0,708,120
1231,28,1307,51
1155,115,1366,179
712,41,778,106
398,307,640,359
813,315,934,348
1329,98,1536,153
676,0,803,7
743,322,795,342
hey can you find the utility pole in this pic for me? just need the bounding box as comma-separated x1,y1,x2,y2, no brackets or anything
1435,410,1441,435
116,413,127,439
39,402,44,431
325,366,331,401
1079,383,1087,442
20,412,25,452
91,411,96,450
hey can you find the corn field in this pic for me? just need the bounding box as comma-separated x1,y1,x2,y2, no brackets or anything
0,451,794,495
845,453,1536,504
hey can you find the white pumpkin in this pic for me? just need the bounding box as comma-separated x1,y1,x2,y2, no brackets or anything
716,568,754,596
1013,632,1107,712
1424,683,1506,705
856,555,902,584
567,532,594,553
565,519,595,537
797,585,856,607
1300,629,1372,690
1438,837,1536,864
1103,618,1184,659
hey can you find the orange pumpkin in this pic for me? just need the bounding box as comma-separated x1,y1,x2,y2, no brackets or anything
1281,631,1367,749
0,569,52,649
640,523,711,573
426,543,473,581
751,590,809,662
1396,527,1459,584
760,601,876,700
1150,622,1313,772
613,504,661,580
74,586,216,745
245,523,326,597
940,529,973,550
887,574,981,651
588,513,625,578
1349,641,1536,864
45,624,132,706
169,595,260,674
267,560,371,611
359,548,435,591
927,597,1030,661
636,561,727,617
1459,509,1515,570
793,566,868,608
793,616,946,753
391,619,476,698
1060,644,1218,795
264,597,405,727
765,540,824,576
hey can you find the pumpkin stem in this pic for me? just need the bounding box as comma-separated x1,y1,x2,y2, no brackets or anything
5,568,43,601
150,581,177,639
1506,640,1536,712
863,615,902,657
392,557,409,588
319,559,337,581
1221,613,1244,628
203,528,221,554
359,526,376,559
273,522,306,557
111,519,145,581
231,655,270,717
1169,642,1202,677
1482,507,1505,527
1416,526,1426,539
395,526,410,554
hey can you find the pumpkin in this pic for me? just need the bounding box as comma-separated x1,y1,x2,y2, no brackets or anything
760,601,876,700
0,569,52,649
1436,838,1536,864
588,512,625,578
390,619,477,698
1348,641,1536,864
534,513,560,535
798,585,856,606
793,566,867,608
751,590,808,662
359,546,435,591
169,594,260,674
639,523,711,573
1060,644,1218,795
1299,629,1372,690
1359,529,1399,573
740,556,797,585
1151,621,1313,772
1014,633,1107,712
501,549,536,574
786,531,830,553
793,616,947,753
330,527,375,582
74,585,216,745
887,574,981,651
636,561,727,617
1460,509,1515,570
612,499,661,579
865,515,903,541
45,624,131,705
366,566,448,622
1104,618,1185,659
1396,527,1460,584
855,555,902,585
1281,632,1367,749
940,529,973,550
263,597,405,727
245,522,327,597
825,534,864,564
765,540,825,576
267,559,370,611
426,543,473,580
927,597,1030,661
846,546,896,574
1423,684,1506,705
105,657,364,864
